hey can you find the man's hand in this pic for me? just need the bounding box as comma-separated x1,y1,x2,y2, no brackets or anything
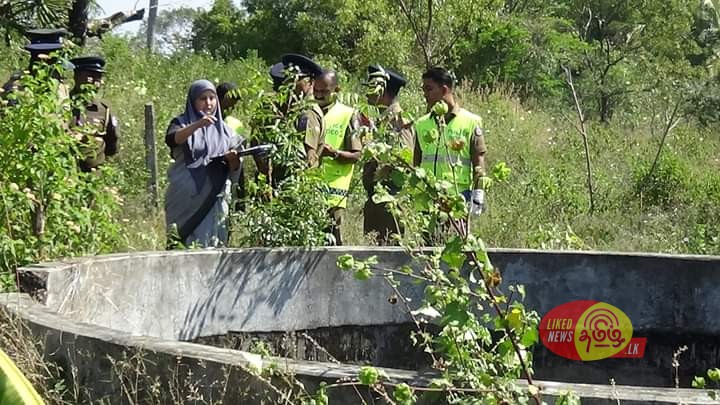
321,144,338,159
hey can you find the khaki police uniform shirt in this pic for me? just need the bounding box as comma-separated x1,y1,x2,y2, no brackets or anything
344,111,363,152
299,103,325,168
72,97,119,171
413,104,487,174
362,102,415,196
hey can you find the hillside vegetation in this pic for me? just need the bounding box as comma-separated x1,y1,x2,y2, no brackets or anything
1,0,720,276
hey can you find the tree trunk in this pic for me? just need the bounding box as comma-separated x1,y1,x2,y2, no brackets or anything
69,0,90,45
599,92,613,123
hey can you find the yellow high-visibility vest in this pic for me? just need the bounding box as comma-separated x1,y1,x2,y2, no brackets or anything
225,115,243,134
414,108,481,192
321,102,356,208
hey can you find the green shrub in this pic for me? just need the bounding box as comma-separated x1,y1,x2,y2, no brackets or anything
0,62,120,291
632,154,690,208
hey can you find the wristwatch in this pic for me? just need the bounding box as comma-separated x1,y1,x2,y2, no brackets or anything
333,150,340,159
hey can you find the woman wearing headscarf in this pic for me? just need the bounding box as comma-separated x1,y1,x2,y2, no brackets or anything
165,80,243,247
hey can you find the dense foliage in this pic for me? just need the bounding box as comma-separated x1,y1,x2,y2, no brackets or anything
2,0,720,401
0,60,120,290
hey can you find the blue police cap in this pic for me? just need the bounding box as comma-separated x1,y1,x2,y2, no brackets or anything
24,28,69,52
368,64,407,95
71,56,106,73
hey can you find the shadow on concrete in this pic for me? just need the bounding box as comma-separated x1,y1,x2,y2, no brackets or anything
178,249,326,340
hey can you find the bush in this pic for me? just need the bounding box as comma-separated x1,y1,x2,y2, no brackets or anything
0,61,120,291
632,154,690,209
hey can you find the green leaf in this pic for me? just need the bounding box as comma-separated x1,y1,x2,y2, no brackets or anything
393,383,415,404
708,368,720,382
556,391,581,405
693,376,706,389
492,162,512,182
521,328,539,347
440,300,469,326
358,366,380,385
441,236,466,270
412,191,432,212
337,254,354,271
354,266,373,281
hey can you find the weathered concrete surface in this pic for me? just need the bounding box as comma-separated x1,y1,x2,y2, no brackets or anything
17,248,720,387
1,293,715,405
20,248,720,337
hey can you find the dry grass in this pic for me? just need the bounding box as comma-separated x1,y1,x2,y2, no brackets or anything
0,307,73,404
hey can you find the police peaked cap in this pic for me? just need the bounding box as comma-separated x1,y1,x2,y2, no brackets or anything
269,54,323,90
71,56,106,73
24,28,69,52
281,54,323,78
368,64,407,95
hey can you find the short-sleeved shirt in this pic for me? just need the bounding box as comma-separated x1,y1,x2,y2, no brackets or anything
70,94,119,171
297,103,325,167
342,110,363,152
319,102,362,152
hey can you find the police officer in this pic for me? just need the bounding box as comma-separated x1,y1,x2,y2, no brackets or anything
414,67,488,216
217,81,247,210
252,53,325,186
69,56,119,172
314,70,363,246
361,65,414,245
217,82,243,134
1,28,71,106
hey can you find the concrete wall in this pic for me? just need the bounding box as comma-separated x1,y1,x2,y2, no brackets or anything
18,247,720,387
20,248,720,339
0,293,714,405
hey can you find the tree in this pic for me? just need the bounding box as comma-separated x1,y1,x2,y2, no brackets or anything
0,0,71,44
390,0,503,68
560,0,697,121
192,0,247,59
139,7,200,54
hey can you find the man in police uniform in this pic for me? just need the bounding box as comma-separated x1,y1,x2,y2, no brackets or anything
414,67,488,216
217,81,247,209
1,28,71,106
252,53,325,186
314,70,363,246
361,65,414,245
69,56,119,172
217,81,243,134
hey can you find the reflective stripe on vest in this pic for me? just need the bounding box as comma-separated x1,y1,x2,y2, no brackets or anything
225,115,242,134
414,109,481,192
321,102,356,208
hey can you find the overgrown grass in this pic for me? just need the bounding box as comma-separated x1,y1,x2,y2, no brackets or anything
2,35,720,254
